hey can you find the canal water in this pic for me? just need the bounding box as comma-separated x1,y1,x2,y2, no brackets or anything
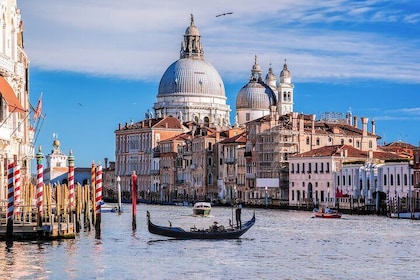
1,204,420,280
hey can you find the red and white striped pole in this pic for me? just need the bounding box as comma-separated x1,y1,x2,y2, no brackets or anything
67,150,75,211
95,163,102,238
6,161,14,241
14,163,21,219
36,146,45,227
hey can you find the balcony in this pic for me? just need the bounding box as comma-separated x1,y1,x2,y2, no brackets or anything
150,169,160,175
224,158,236,164
246,173,256,179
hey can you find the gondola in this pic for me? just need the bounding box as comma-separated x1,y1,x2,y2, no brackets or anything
146,211,255,239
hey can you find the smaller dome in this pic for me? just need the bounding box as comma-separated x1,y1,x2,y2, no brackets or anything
265,65,276,81
280,60,291,78
53,139,60,148
185,14,200,36
236,81,277,110
185,25,200,36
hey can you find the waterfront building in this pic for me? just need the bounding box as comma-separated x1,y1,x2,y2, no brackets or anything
0,0,33,199
115,116,188,194
289,144,410,211
217,130,247,203
243,111,380,205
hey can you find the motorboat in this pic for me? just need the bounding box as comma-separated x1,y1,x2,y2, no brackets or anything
146,211,255,239
389,212,420,219
192,202,211,216
313,207,342,218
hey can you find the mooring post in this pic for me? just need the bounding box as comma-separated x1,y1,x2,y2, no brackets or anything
131,171,138,230
67,150,75,223
36,146,45,229
95,163,102,239
6,161,15,244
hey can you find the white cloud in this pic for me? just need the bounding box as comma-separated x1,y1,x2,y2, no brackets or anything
19,0,420,84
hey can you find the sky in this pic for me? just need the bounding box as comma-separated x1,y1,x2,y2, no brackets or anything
18,0,420,170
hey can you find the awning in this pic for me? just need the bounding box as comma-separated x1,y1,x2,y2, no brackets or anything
0,76,25,112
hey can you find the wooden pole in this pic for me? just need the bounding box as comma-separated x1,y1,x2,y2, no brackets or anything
67,150,75,222
131,171,137,230
91,162,96,226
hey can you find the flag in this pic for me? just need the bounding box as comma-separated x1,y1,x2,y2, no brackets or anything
33,94,42,120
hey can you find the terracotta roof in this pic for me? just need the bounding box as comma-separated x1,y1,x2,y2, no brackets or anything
219,131,247,144
293,144,406,161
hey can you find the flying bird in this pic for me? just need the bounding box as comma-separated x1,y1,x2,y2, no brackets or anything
216,12,233,17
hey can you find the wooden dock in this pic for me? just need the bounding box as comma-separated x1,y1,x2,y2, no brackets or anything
1,182,96,241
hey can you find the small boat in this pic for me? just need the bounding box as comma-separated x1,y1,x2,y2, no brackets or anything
192,202,212,216
99,201,120,213
389,212,420,219
313,207,342,218
146,211,255,239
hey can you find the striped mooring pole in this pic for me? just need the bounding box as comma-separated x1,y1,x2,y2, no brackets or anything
6,161,15,242
95,163,102,239
14,163,21,219
67,150,75,212
36,146,45,227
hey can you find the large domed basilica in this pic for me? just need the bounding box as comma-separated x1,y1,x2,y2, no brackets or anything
154,15,231,128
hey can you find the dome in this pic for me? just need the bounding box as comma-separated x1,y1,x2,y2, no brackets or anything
280,61,291,78
158,58,225,97
236,81,276,110
185,25,200,36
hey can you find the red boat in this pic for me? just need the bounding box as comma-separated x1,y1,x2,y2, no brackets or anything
313,207,342,218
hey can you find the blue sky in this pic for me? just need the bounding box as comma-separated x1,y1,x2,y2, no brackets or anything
19,0,420,169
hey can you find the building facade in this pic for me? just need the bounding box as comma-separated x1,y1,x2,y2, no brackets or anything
0,0,33,199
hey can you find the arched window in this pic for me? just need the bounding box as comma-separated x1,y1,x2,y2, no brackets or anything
316,138,320,145
337,175,340,186
404,174,408,186
369,140,373,149
390,174,394,186
306,137,310,145
348,175,351,186
207,173,213,185
384,174,387,185
397,174,401,185
208,157,212,167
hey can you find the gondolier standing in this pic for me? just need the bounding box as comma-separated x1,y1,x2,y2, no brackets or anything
235,201,242,228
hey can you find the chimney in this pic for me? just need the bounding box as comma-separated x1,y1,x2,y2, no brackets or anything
371,119,375,135
368,150,373,160
104,157,108,169
311,114,316,134
299,114,304,132
361,117,368,136
353,116,358,128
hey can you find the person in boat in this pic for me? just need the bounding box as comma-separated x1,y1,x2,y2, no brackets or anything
235,201,242,228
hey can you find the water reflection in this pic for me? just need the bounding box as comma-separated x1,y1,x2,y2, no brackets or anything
0,205,419,279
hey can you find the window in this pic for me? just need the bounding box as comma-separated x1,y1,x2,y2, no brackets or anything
369,141,373,149
341,139,344,145
390,174,394,186
246,113,250,121
384,174,387,185
306,137,310,145
397,174,401,185
291,163,294,173
302,163,305,173
404,174,408,186
326,162,330,173
348,175,351,186
308,163,312,173
320,162,324,173
208,142,212,151
315,163,318,173
316,138,320,145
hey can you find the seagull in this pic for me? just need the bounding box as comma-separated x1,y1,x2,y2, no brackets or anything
216,12,233,17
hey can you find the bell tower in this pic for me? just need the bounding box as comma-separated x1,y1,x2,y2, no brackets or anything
277,60,294,115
